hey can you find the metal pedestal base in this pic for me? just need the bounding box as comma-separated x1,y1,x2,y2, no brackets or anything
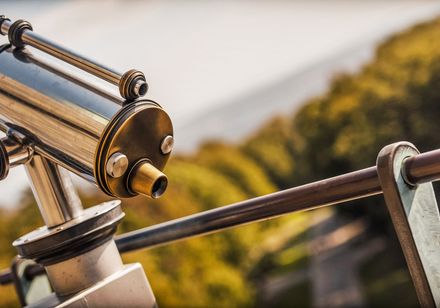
28,263,156,308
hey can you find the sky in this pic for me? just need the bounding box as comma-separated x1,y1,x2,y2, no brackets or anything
1,0,440,207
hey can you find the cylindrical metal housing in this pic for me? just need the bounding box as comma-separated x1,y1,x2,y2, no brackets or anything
45,240,123,296
0,44,173,198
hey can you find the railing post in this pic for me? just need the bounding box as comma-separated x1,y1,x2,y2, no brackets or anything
377,142,440,307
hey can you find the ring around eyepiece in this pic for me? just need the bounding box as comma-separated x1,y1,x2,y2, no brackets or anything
119,69,148,101
8,19,33,48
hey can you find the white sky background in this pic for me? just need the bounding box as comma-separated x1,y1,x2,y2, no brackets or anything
1,0,440,208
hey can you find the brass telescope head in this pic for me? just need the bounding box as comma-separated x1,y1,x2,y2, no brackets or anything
95,101,173,198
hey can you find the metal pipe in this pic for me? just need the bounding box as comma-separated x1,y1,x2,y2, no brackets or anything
403,149,440,185
116,166,381,252
0,18,147,100
1,137,32,168
25,155,83,227
22,30,122,86
115,148,440,253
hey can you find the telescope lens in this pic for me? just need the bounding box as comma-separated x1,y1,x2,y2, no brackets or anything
138,83,148,96
152,176,168,199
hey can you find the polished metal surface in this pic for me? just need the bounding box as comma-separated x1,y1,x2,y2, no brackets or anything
46,240,123,296
0,132,33,180
116,148,440,253
95,102,173,198
116,166,380,252
13,201,123,261
160,135,174,155
1,18,148,101
0,45,120,181
2,136,33,168
25,155,83,228
106,152,129,178
30,263,157,308
0,45,173,197
403,149,440,185
0,16,174,307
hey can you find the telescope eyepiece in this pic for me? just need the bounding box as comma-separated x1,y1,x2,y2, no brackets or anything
128,160,168,199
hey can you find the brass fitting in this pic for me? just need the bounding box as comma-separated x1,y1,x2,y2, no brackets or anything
128,160,168,199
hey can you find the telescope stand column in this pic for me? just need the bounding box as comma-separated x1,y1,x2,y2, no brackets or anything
12,154,157,307
25,155,83,227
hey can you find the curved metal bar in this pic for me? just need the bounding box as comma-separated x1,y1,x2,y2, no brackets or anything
115,166,381,252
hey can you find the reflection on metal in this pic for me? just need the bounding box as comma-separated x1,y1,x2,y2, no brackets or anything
106,152,129,178
25,155,83,228
377,142,440,307
0,130,33,180
0,44,173,198
0,17,147,101
29,263,157,308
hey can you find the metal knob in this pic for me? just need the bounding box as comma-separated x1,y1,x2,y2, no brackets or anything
0,132,33,180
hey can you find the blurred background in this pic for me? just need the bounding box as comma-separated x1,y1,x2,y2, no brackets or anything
2,0,440,307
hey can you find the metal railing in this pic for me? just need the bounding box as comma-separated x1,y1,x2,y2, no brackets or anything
2,142,440,306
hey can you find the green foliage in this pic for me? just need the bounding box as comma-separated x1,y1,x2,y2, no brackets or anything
196,142,277,197
242,116,300,188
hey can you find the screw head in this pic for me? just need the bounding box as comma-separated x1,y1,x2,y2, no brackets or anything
160,135,174,155
106,152,129,178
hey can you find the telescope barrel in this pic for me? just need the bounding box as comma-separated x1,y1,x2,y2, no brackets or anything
0,33,173,199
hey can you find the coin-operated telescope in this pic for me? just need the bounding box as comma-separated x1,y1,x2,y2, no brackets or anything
0,16,173,307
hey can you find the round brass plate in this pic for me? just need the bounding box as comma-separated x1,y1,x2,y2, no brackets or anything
95,100,173,198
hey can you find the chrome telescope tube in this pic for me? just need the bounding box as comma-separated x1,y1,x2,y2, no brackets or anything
0,17,147,101
0,31,173,199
